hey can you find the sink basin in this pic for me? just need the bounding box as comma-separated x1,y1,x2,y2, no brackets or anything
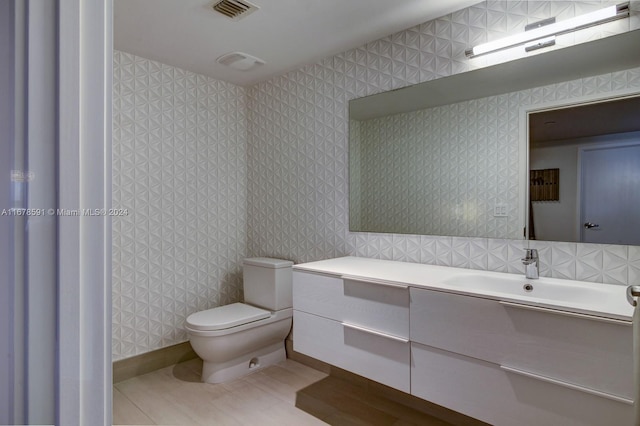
440,272,626,313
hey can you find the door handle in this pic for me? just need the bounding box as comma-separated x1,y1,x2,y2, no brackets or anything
627,285,640,307
583,222,600,229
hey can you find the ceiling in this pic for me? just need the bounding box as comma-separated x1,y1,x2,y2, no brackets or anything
113,0,480,86
530,95,640,145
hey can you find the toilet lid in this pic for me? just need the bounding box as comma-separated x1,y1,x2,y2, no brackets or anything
186,303,271,331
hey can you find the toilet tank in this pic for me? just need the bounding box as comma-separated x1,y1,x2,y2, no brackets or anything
243,257,293,311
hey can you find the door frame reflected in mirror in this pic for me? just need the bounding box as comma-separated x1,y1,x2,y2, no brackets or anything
523,88,640,244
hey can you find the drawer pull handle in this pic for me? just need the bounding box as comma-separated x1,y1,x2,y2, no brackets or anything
500,365,633,405
499,301,631,326
342,275,409,290
342,322,409,343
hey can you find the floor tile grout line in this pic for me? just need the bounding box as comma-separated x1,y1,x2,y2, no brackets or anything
113,385,158,425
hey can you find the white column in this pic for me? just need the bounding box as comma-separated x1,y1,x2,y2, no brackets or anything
57,0,113,424
0,0,16,423
25,0,58,421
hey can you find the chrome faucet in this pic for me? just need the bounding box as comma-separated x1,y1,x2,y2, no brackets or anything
522,249,539,280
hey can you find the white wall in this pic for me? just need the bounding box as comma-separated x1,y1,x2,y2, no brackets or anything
112,51,248,361
530,144,580,242
531,131,640,242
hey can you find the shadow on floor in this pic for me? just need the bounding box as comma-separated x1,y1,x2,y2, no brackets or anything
171,357,203,383
296,376,486,426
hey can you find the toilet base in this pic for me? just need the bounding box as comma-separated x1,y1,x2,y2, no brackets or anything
201,341,286,384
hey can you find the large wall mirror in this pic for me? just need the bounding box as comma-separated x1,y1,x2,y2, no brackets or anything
349,29,640,243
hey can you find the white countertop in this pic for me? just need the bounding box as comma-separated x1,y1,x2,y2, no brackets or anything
294,256,634,322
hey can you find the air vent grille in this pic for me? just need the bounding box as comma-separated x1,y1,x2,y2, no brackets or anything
218,53,246,66
212,0,258,20
216,51,265,71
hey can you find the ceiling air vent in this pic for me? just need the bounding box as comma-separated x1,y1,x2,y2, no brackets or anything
217,52,265,71
212,0,259,21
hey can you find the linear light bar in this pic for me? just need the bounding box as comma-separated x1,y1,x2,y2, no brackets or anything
465,2,630,58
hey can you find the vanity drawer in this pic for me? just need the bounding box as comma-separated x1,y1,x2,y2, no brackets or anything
293,271,409,338
410,287,633,399
410,287,511,358
293,310,410,392
411,342,633,426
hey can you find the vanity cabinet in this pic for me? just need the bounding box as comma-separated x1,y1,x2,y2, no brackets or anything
291,258,634,426
410,288,633,399
410,288,633,425
292,271,410,392
411,342,632,426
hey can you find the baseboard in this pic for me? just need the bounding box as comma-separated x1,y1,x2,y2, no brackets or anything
113,341,198,383
285,338,331,374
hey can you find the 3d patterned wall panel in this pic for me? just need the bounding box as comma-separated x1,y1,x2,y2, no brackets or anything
246,0,640,285
112,51,248,360
353,97,521,238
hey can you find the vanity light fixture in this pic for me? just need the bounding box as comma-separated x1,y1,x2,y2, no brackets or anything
465,2,630,58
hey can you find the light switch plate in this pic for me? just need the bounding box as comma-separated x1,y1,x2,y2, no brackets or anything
493,204,508,217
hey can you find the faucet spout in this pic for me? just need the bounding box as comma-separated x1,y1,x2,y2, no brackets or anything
522,249,539,280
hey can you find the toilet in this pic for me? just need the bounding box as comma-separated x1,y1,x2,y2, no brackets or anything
185,257,294,384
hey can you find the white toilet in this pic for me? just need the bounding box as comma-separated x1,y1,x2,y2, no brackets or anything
185,257,294,384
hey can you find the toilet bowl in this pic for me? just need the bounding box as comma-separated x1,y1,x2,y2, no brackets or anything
185,258,293,383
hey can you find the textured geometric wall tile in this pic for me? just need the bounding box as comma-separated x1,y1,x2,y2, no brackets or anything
391,234,421,263
467,238,489,270
353,94,522,239
452,237,471,268
419,236,438,265
550,242,577,280
451,237,488,269
487,239,509,272
435,237,453,266
602,245,629,285
361,234,393,260
112,52,247,361
576,244,605,283
506,239,528,275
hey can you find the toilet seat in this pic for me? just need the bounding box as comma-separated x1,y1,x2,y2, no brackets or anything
186,303,271,331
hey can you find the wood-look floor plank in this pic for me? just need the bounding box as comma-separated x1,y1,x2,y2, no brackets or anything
242,370,299,404
332,378,452,425
113,387,156,425
296,377,399,425
115,376,203,425
279,358,329,382
243,362,330,405
114,358,461,426
262,362,327,389
262,401,328,425
296,376,455,426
